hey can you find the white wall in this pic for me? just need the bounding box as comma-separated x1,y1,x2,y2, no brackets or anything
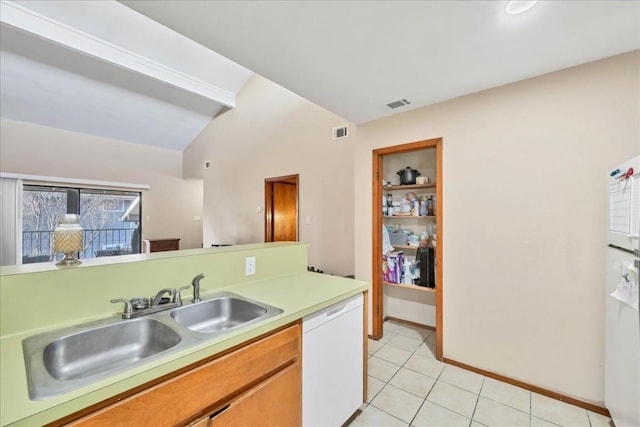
0,119,203,250
353,52,640,405
185,75,355,276
184,52,638,404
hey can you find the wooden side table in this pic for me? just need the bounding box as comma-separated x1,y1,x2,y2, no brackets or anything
143,238,180,253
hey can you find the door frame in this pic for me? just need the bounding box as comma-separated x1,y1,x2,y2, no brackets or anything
371,138,443,360
264,174,299,242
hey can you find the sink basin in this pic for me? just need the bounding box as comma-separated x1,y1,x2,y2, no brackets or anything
43,318,181,381
22,292,282,400
170,295,283,334
23,317,189,400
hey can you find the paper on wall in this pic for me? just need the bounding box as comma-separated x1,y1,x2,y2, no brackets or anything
610,262,639,311
609,173,640,237
631,174,640,237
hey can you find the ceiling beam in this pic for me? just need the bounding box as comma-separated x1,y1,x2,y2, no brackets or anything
0,1,236,107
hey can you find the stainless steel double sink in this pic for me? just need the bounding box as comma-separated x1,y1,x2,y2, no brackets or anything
22,292,283,400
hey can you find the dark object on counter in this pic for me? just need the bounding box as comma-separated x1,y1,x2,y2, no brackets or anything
415,246,435,288
307,266,324,274
397,167,421,185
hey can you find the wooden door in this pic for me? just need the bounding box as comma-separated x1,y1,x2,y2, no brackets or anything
273,182,297,241
265,175,299,242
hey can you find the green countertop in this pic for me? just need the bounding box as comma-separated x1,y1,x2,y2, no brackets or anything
1,271,369,426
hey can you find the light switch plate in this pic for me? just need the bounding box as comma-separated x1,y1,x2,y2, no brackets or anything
245,256,256,276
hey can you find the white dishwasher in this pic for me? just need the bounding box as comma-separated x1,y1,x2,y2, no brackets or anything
302,293,364,427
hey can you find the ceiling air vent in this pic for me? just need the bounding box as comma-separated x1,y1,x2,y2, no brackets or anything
386,98,411,109
332,125,349,141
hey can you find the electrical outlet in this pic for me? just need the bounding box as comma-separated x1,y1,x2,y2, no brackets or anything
245,256,256,276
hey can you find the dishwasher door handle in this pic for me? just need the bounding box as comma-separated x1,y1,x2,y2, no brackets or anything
303,294,363,332
325,297,362,320
326,303,349,319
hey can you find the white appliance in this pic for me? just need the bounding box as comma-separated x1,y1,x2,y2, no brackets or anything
302,293,363,427
605,155,640,427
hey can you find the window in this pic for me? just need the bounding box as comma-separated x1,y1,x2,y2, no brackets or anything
21,185,142,263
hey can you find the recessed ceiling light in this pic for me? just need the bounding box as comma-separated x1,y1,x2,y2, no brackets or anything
505,0,538,15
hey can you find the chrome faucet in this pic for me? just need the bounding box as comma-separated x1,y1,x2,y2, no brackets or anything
191,273,205,303
111,286,191,320
150,288,176,306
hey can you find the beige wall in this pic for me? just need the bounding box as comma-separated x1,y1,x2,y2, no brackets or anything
7,47,633,406
186,75,355,276
354,51,640,405
0,119,203,250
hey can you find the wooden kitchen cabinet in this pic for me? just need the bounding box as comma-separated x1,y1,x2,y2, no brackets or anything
65,323,301,427
191,363,300,427
187,418,211,427
143,238,180,253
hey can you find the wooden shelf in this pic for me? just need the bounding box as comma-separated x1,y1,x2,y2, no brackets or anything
392,245,419,250
383,281,436,293
383,183,436,191
384,215,435,219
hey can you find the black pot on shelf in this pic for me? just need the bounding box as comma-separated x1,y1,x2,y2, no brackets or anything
397,167,420,185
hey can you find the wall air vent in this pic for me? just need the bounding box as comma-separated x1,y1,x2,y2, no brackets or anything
386,99,411,109
332,125,349,140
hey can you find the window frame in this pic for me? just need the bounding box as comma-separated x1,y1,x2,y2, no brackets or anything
21,184,143,262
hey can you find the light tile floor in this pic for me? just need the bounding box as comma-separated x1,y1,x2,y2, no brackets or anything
350,320,611,427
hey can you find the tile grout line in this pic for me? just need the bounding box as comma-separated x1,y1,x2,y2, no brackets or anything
372,322,607,427
469,376,486,426
530,384,532,427
367,328,408,425
398,324,478,424
406,329,438,426
384,326,423,426
376,323,451,425
374,323,437,426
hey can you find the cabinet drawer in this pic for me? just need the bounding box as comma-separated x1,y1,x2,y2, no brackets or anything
195,363,300,427
68,324,301,427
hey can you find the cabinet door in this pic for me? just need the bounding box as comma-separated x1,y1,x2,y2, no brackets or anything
212,363,300,427
67,324,301,427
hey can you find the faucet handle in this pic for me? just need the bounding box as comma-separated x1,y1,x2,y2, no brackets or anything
111,298,133,318
130,297,149,310
174,285,191,305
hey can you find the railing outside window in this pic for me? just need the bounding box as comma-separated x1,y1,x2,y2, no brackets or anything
22,228,140,263
22,184,142,264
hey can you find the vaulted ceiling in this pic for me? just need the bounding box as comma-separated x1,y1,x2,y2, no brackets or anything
122,0,640,124
0,0,252,151
1,1,638,151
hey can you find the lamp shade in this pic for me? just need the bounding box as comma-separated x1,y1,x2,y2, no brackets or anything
53,214,83,254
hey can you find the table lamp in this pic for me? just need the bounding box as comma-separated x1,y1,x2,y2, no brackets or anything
53,214,83,266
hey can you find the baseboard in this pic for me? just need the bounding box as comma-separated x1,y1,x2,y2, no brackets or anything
443,358,610,417
342,407,363,426
385,316,436,331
